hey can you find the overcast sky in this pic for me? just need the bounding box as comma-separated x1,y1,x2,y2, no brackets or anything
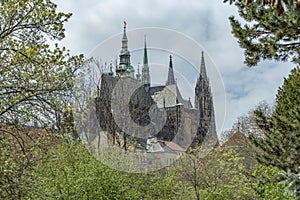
54,0,294,135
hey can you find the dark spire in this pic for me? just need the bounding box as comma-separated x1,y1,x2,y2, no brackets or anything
166,55,176,85
195,51,210,112
143,35,148,65
193,51,218,147
200,51,207,81
142,35,150,87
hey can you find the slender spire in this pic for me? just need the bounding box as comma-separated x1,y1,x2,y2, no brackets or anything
195,51,210,111
142,35,150,87
193,51,218,146
120,21,129,56
200,51,207,80
166,55,176,85
143,35,148,65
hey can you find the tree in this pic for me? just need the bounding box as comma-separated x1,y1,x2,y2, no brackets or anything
220,101,272,143
33,139,180,200
249,67,300,199
176,147,256,200
252,164,295,200
0,128,58,199
0,0,84,129
224,0,300,66
281,171,300,199
250,67,300,173
0,0,84,198
224,1,300,198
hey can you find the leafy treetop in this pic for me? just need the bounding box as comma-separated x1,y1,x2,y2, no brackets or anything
0,0,84,128
224,0,300,66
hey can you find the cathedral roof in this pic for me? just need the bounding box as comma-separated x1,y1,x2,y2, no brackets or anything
151,84,181,108
148,84,192,109
148,85,165,95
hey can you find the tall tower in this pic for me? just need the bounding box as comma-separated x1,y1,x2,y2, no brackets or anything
194,51,218,146
142,35,150,90
166,55,176,85
116,21,135,78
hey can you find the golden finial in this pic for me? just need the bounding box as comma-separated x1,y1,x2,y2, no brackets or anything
123,21,127,29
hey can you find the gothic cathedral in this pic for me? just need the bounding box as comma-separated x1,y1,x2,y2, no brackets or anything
95,23,219,151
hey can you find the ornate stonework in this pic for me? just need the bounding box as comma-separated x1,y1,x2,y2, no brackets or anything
95,24,218,151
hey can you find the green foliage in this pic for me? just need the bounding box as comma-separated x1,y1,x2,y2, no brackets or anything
253,165,295,200
225,0,300,66
281,172,300,200
0,128,55,199
33,140,180,200
0,137,33,199
250,67,300,173
177,148,256,200
275,67,300,121
34,140,129,199
249,67,300,199
1,131,180,199
0,0,84,127
225,1,300,198
0,0,84,198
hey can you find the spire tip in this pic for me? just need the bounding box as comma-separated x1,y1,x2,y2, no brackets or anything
123,21,127,30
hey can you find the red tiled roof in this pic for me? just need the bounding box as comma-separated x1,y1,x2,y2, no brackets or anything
158,140,186,152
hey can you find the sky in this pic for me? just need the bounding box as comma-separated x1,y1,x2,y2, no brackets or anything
53,0,294,135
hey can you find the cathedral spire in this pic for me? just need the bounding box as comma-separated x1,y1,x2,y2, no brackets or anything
166,55,176,85
120,21,129,56
143,35,148,65
142,35,150,87
116,21,134,77
195,51,210,112
200,51,207,81
193,51,218,147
